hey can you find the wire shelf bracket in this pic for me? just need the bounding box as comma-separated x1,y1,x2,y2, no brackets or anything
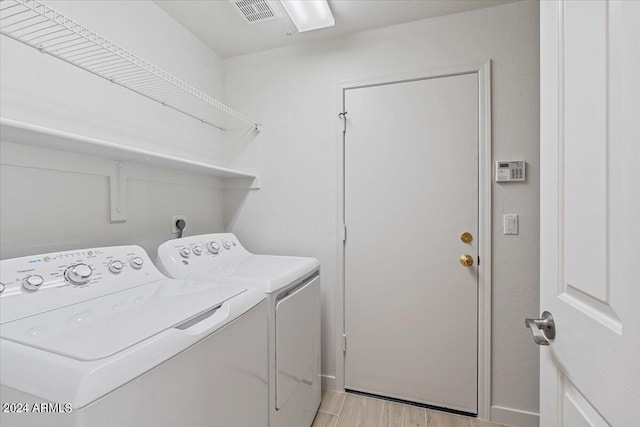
0,0,260,132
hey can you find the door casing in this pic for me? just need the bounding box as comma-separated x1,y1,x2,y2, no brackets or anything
333,61,492,420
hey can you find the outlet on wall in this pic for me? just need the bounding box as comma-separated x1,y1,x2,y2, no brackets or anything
171,215,186,234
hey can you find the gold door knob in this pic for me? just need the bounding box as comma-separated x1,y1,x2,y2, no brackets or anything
460,232,473,243
460,254,474,267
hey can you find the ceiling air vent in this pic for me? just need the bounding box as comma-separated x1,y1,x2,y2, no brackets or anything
231,0,279,24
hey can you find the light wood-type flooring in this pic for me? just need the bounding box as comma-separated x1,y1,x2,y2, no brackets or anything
312,391,511,427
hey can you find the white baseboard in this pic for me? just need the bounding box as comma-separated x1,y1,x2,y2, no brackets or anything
321,374,337,391
491,405,539,427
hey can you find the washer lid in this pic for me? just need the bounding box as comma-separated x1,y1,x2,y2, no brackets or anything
0,279,245,361
189,255,320,294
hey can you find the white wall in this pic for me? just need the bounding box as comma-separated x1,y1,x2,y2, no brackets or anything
223,1,540,423
0,1,231,259
0,142,226,259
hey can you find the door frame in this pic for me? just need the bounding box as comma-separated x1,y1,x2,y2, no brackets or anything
334,61,492,419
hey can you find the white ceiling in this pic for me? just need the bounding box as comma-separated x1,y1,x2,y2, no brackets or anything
154,0,519,58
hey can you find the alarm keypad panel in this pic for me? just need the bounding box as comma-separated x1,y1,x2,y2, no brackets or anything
495,160,526,182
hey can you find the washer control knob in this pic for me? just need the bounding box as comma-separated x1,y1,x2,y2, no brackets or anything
108,260,124,274
65,264,93,285
0,282,5,293
23,275,45,291
22,274,44,291
223,240,232,250
193,246,203,256
130,257,144,269
206,241,220,254
180,247,191,258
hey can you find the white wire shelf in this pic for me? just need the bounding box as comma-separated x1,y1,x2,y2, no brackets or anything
0,0,260,132
1,117,260,223
0,117,261,183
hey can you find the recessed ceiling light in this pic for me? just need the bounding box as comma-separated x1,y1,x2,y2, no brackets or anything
279,0,335,33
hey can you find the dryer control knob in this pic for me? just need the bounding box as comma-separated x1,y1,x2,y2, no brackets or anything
22,275,45,291
206,242,220,254
193,246,203,255
223,240,232,250
65,264,93,285
130,257,144,269
108,260,124,274
180,247,191,258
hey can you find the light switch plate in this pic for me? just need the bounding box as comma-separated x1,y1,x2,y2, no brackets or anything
504,214,519,235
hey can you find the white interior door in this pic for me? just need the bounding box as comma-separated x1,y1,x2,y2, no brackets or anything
539,1,640,426
344,73,479,413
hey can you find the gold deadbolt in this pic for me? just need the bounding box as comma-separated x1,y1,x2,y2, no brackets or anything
460,232,473,243
460,254,474,267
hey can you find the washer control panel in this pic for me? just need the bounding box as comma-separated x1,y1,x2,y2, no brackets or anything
156,233,249,277
0,246,162,300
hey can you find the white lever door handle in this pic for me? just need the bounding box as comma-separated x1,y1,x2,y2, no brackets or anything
525,311,555,345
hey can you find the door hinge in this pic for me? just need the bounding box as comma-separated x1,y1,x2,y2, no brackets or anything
342,333,347,352
338,111,347,132
342,224,347,242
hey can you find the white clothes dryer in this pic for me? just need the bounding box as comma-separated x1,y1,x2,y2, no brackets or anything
157,233,321,427
0,245,267,427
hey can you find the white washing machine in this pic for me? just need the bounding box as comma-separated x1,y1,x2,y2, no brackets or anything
157,233,321,427
0,245,268,427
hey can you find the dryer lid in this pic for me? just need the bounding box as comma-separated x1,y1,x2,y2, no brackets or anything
0,279,245,361
189,255,320,294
